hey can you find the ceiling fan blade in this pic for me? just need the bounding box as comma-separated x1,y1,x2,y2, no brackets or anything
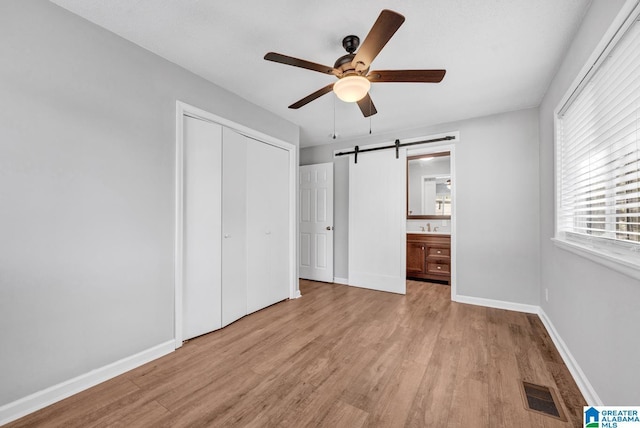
265,52,337,75
352,10,405,72
367,69,446,83
289,83,335,109
357,93,377,117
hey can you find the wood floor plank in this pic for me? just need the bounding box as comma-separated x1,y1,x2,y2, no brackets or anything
278,347,380,427
487,309,535,428
404,335,462,427
6,280,585,428
313,399,370,428
365,358,428,427
448,303,489,428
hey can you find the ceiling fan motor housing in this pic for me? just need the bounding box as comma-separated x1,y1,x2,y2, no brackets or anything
335,35,364,75
342,35,360,53
334,53,356,74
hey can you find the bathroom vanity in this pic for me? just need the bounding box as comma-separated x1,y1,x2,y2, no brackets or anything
406,233,451,284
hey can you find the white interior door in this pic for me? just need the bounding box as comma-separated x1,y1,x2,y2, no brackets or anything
349,149,406,294
422,178,436,215
299,163,334,282
182,116,222,339
221,128,247,327
246,138,290,313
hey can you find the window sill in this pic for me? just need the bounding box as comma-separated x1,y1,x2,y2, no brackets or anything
551,237,640,281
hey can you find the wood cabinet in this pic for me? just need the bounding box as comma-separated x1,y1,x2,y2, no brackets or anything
406,233,451,284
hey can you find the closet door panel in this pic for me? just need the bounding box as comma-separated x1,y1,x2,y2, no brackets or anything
221,128,247,327
182,117,223,340
268,145,290,303
246,139,290,314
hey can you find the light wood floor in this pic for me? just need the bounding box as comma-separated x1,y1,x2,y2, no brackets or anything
6,280,585,428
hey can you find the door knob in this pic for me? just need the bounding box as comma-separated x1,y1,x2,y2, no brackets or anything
326,226,334,230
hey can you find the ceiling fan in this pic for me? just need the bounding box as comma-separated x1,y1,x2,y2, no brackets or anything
264,9,446,117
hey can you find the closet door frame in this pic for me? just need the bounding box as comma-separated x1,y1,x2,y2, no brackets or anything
174,101,298,349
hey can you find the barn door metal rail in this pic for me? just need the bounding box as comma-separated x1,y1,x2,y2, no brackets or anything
335,136,455,163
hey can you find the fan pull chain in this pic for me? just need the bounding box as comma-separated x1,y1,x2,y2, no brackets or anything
332,94,337,140
369,96,372,134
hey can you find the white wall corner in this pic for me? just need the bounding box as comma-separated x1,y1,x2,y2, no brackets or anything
0,340,174,426
536,308,603,406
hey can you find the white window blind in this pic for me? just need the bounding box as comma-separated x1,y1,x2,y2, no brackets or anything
557,18,640,257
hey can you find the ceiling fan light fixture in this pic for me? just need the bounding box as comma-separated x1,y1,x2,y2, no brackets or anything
333,75,370,102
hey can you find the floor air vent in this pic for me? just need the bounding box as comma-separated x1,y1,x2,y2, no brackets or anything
520,381,566,421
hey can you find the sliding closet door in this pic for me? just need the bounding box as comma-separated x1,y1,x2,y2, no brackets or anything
221,128,247,327
349,149,406,294
246,138,290,313
182,116,222,339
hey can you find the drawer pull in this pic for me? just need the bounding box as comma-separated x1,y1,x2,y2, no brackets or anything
437,266,442,270
436,250,442,254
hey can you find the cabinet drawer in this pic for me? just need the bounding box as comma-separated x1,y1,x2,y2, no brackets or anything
427,247,450,257
427,262,450,274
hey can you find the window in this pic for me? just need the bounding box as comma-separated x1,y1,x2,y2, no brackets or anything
556,8,640,268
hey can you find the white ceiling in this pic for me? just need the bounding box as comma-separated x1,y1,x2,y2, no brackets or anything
50,0,591,148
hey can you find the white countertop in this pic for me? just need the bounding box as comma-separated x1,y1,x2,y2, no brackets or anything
407,231,450,236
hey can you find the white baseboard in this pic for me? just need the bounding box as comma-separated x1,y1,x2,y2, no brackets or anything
333,277,349,285
453,293,539,314
0,340,174,426
537,309,602,406
291,289,302,299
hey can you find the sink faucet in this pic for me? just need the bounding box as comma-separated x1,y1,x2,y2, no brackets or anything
426,223,431,232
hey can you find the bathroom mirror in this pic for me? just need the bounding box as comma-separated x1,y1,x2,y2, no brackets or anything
407,152,451,219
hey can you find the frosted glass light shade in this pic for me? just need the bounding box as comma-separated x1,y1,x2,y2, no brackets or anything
333,75,371,102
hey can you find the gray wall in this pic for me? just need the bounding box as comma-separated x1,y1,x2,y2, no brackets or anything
301,108,540,305
0,0,298,406
539,0,640,404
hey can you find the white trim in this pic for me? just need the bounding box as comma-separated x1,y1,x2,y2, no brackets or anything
555,0,640,117
175,103,185,349
405,141,458,303
178,101,295,152
452,294,539,314
288,144,299,300
333,277,349,285
552,238,640,281
0,340,174,426
175,101,298,349
537,309,603,406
